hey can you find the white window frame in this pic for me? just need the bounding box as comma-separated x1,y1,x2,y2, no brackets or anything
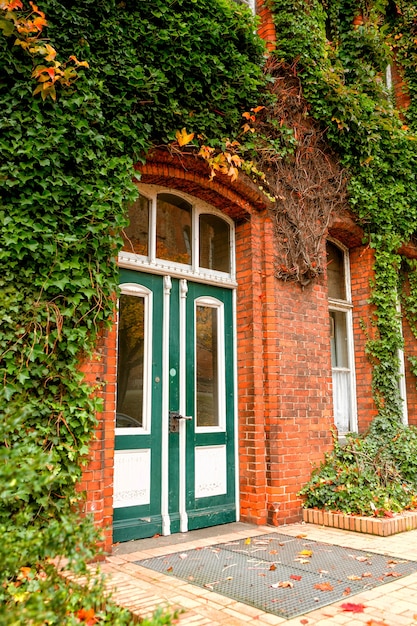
119,184,236,287
327,239,358,434
115,283,153,435
233,0,256,13
194,296,226,434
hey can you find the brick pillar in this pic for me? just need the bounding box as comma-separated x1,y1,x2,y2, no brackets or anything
256,0,276,52
236,213,269,524
267,273,334,525
78,313,118,554
350,245,378,432
391,60,411,112
401,274,417,427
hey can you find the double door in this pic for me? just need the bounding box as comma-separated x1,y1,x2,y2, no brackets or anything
113,269,236,541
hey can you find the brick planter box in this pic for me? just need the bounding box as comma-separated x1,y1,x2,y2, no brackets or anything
302,508,417,537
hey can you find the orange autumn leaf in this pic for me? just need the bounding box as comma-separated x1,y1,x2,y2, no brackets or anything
290,574,302,581
314,582,334,591
19,566,31,579
175,127,195,147
269,563,277,571
75,608,98,624
2,0,23,9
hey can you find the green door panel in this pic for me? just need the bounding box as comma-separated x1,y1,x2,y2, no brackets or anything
113,273,236,542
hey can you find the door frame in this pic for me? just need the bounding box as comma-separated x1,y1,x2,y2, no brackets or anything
114,185,240,539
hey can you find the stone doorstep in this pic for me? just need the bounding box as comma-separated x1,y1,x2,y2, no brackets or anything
302,508,417,536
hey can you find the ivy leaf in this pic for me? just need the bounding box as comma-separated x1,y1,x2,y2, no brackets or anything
0,18,15,36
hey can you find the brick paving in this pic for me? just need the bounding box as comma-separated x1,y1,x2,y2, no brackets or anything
102,522,417,625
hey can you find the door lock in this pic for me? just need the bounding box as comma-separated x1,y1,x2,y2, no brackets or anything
169,411,192,433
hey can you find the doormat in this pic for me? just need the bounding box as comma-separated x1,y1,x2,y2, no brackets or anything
136,532,417,619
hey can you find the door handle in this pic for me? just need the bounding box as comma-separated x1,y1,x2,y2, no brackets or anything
169,411,192,433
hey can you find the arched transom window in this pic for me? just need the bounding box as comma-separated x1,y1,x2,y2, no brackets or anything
119,184,235,285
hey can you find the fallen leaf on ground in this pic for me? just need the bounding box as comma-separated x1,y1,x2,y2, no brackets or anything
290,574,302,581
341,602,366,613
166,566,173,572
366,620,389,626
347,574,362,580
298,550,313,557
179,553,188,559
271,580,294,588
295,558,310,564
362,572,373,578
296,534,307,538
269,564,277,571
270,549,278,555
343,587,351,596
355,556,369,562
244,538,251,545
314,582,334,591
300,620,309,624
384,571,402,577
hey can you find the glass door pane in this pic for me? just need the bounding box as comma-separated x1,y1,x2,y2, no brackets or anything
116,294,145,428
196,305,219,427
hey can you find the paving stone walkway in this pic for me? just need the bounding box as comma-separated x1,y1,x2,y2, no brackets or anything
102,522,417,625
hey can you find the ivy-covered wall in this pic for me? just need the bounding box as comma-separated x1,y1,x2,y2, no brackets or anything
2,0,417,619
270,0,417,423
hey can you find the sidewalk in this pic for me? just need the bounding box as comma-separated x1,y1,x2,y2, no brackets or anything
102,522,417,625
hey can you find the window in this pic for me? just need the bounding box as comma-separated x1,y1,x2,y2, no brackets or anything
327,241,357,434
119,185,235,285
156,193,192,264
233,0,256,13
199,214,230,273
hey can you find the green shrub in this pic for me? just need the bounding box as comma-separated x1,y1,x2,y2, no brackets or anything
299,421,417,516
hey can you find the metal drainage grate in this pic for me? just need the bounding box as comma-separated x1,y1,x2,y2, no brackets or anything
136,533,417,619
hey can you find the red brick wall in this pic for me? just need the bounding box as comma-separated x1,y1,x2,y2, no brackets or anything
237,210,334,526
349,245,378,432
235,212,269,524
266,271,334,525
78,317,118,554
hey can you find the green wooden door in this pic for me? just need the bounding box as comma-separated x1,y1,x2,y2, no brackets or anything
113,270,236,542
